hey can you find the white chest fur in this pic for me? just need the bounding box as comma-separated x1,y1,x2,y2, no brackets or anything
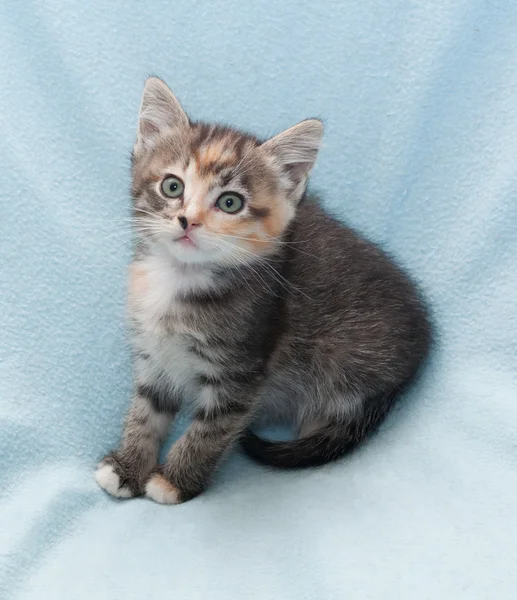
129,251,215,323
128,251,221,402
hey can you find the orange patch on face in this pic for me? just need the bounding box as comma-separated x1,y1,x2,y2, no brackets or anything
262,209,288,239
210,218,276,255
247,237,275,255
202,185,294,257
185,202,210,228
248,194,294,252
196,142,237,173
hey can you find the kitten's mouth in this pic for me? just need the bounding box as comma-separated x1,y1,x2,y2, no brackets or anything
177,234,196,248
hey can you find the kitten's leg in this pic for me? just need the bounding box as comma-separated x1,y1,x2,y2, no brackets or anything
145,383,253,504
96,384,177,498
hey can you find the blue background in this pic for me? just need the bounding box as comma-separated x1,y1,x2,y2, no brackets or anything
1,1,516,598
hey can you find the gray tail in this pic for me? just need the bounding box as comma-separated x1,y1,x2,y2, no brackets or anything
241,390,400,469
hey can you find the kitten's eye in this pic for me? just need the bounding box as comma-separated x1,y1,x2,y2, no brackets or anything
161,176,184,198
216,193,244,214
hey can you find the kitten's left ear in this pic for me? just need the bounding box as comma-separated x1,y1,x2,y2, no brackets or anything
135,77,189,155
261,119,323,202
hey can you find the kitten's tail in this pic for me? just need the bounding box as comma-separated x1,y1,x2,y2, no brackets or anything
240,424,355,468
241,391,399,468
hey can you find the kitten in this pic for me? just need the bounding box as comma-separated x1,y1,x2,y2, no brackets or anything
95,77,431,504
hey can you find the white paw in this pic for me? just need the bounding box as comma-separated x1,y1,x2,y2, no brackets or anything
145,473,181,505
95,463,134,499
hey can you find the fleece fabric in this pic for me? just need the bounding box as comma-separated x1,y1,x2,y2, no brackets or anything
1,1,516,598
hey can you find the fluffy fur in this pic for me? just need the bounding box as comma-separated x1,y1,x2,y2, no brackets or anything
95,77,431,504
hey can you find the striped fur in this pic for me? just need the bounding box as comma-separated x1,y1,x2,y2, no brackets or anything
95,78,431,504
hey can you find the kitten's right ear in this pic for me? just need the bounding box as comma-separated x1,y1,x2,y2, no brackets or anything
261,119,323,203
135,77,189,154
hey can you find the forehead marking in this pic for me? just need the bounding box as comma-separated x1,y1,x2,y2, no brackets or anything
196,141,238,176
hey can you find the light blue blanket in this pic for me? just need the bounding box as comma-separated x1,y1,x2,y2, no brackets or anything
1,1,516,598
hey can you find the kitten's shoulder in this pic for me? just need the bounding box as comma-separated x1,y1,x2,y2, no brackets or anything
291,197,362,246
289,197,406,278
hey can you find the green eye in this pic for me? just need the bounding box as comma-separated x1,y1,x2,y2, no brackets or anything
161,176,184,198
216,193,244,214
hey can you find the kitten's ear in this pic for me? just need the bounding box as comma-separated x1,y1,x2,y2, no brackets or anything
262,119,323,202
135,77,189,154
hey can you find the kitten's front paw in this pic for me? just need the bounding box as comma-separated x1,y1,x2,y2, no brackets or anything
95,454,141,499
145,469,182,505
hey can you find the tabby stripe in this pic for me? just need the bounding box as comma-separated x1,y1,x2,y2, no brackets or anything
195,397,250,422
188,344,217,363
137,384,175,414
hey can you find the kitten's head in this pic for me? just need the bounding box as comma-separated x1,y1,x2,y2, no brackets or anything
132,77,323,266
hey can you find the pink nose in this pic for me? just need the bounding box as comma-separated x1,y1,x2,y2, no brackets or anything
178,216,201,231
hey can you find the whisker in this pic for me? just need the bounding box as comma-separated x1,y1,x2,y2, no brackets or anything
231,245,311,299
133,207,162,219
214,231,320,260
222,255,257,296
209,237,310,299
205,239,278,296
239,262,276,296
215,232,309,245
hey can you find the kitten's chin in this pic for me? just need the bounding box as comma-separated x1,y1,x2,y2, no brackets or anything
161,239,224,267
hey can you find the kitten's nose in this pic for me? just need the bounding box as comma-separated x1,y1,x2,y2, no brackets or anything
178,216,188,230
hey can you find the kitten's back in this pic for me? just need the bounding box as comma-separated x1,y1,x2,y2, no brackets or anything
242,200,431,468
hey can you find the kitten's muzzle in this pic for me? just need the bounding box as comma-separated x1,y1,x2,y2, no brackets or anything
177,216,201,233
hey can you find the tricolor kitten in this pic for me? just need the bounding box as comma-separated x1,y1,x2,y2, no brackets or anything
95,77,431,504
